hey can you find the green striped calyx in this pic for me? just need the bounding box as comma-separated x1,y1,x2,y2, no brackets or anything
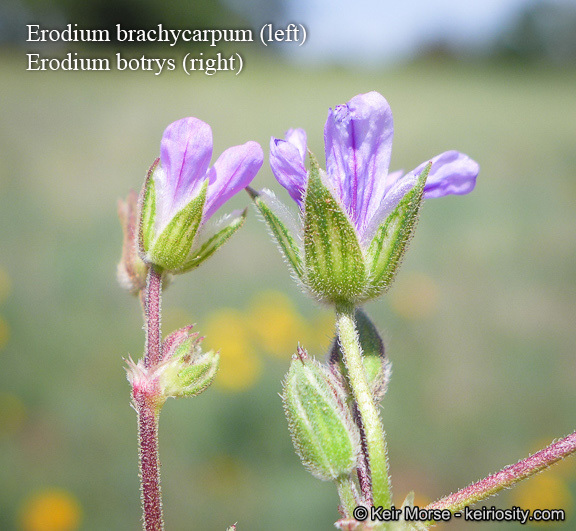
250,155,430,305
282,347,360,481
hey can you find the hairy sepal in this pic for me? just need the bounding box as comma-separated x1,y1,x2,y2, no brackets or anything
138,158,159,259
248,187,304,279
147,180,208,271
365,162,431,300
283,348,360,481
176,209,247,273
303,155,367,305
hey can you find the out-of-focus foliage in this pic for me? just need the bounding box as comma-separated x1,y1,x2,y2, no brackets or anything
493,0,576,64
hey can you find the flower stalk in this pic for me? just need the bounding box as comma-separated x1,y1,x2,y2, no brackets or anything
144,267,163,368
135,266,166,530
425,430,576,514
135,395,163,531
335,302,391,509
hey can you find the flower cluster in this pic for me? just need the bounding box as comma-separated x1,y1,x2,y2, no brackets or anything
118,96,488,530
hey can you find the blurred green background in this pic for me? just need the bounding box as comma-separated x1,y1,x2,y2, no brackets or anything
1,1,576,530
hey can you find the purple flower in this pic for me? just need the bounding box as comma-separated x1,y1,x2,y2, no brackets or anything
155,117,263,235
252,91,479,303
270,91,478,244
140,117,263,272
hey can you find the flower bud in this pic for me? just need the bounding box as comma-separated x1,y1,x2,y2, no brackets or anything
125,325,219,404
117,190,148,295
283,347,360,481
158,326,219,399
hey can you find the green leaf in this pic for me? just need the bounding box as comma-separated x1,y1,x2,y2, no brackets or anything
247,187,304,279
303,155,367,304
149,180,207,271
176,209,247,273
365,162,431,300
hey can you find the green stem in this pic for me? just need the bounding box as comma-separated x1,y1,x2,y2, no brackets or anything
335,474,359,517
335,302,391,508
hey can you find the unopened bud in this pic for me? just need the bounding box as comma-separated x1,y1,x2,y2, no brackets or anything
125,325,219,404
158,325,219,399
117,190,148,295
283,347,360,481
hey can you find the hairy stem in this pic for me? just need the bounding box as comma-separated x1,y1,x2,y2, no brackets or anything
335,302,391,508
352,402,373,505
144,266,163,368
335,475,360,517
425,430,576,512
135,265,165,530
136,397,163,531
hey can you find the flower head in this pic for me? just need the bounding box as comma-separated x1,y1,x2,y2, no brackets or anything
270,92,478,244
139,117,263,272
252,92,479,304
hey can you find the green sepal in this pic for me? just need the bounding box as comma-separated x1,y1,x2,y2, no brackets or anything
159,327,220,399
283,348,360,481
139,158,159,257
176,209,248,273
247,187,304,279
365,162,431,300
328,308,391,404
161,351,220,398
148,180,208,271
303,155,367,304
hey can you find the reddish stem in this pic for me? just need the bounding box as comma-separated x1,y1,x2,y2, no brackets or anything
352,403,373,505
426,430,576,512
135,265,165,530
144,267,163,368
136,395,163,531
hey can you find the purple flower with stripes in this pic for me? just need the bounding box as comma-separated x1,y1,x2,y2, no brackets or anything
251,92,479,304
140,117,263,272
270,91,478,245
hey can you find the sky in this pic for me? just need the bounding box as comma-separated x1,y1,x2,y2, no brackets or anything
283,0,560,64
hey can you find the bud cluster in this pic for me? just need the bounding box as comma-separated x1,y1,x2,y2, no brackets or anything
126,325,219,407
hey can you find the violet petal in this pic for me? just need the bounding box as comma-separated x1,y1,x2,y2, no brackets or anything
415,150,479,198
269,129,308,206
156,118,213,230
204,141,263,220
324,92,394,232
